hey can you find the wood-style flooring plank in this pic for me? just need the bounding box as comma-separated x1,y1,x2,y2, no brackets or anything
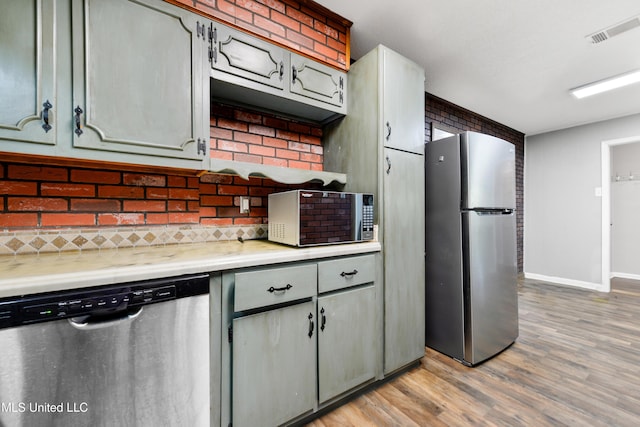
305,278,640,426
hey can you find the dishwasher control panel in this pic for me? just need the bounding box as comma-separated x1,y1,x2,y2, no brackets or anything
0,273,209,330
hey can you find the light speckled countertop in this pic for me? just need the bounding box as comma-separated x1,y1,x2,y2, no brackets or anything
0,239,381,298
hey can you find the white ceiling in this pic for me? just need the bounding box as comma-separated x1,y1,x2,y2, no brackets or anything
315,0,640,136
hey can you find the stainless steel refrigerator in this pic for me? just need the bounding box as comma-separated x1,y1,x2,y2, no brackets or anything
425,131,518,366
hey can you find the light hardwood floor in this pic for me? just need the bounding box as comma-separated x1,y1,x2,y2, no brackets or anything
306,278,640,426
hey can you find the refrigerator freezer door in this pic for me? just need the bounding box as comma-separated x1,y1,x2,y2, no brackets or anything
463,210,518,365
461,132,516,210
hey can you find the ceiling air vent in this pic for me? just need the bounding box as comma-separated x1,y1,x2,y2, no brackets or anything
586,15,640,44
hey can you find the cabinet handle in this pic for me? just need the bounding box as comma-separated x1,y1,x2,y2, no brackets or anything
267,284,292,293
308,313,314,338
74,106,83,137
320,307,326,331
386,156,391,174
279,61,284,81
42,100,52,133
386,122,392,140
340,269,358,277
292,66,297,84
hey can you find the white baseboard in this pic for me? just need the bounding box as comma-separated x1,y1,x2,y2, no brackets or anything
611,272,640,281
523,272,604,292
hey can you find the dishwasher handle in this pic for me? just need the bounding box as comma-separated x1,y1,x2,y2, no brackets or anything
68,307,143,330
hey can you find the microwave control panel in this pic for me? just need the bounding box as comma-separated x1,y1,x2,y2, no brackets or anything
362,194,374,240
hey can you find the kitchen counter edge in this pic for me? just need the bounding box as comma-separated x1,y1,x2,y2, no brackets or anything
0,240,381,299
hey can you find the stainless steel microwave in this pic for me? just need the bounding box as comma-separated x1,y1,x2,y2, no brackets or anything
268,190,374,246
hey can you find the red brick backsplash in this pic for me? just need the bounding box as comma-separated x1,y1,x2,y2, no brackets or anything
210,102,324,171
168,0,351,70
0,162,317,230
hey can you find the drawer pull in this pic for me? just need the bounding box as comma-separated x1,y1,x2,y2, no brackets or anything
267,284,292,293
340,269,358,278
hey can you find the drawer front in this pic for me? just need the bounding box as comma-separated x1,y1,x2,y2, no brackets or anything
234,264,317,312
318,254,376,293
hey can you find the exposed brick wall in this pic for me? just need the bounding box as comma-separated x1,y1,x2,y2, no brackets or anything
0,162,316,230
210,102,324,170
168,0,351,70
425,93,525,272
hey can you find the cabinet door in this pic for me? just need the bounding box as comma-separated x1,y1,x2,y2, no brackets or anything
290,53,346,110
70,0,207,164
212,23,286,92
383,148,425,374
0,0,56,149
232,301,316,427
318,285,376,403
381,47,425,154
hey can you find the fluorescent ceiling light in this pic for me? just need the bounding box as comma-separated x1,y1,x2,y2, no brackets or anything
571,69,640,99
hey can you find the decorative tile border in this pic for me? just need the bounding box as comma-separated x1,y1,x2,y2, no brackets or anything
0,224,268,256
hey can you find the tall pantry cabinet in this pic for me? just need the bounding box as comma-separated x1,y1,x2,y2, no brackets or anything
324,45,426,374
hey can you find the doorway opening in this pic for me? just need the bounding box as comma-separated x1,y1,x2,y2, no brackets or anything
601,135,640,292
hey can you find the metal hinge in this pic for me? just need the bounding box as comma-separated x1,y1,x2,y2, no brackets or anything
208,24,217,64
196,21,206,39
228,325,233,343
197,138,207,156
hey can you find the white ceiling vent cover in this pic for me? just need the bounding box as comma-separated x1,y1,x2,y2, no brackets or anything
587,15,640,44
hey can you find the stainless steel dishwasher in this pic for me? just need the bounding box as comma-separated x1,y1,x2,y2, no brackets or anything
0,273,210,427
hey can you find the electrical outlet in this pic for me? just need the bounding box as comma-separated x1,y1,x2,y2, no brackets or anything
240,196,250,214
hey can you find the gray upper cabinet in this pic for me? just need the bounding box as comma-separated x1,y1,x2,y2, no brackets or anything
70,0,209,167
290,53,345,108
212,24,286,92
1,0,209,170
381,48,425,154
210,21,346,124
0,0,57,152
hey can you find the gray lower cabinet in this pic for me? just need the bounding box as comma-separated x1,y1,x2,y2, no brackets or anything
221,253,379,426
232,301,317,427
317,285,376,403
1,0,209,170
382,148,426,372
0,0,57,152
210,21,346,123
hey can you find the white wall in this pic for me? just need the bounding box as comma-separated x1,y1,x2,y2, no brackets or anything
525,113,640,290
611,143,640,277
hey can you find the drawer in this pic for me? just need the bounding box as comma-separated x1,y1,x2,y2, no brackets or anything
234,264,317,312
318,254,376,293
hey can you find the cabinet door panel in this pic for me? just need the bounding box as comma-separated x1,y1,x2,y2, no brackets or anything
318,286,376,403
382,48,425,154
383,149,425,373
213,24,286,91
232,301,316,427
290,54,345,109
0,0,56,147
71,0,205,162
